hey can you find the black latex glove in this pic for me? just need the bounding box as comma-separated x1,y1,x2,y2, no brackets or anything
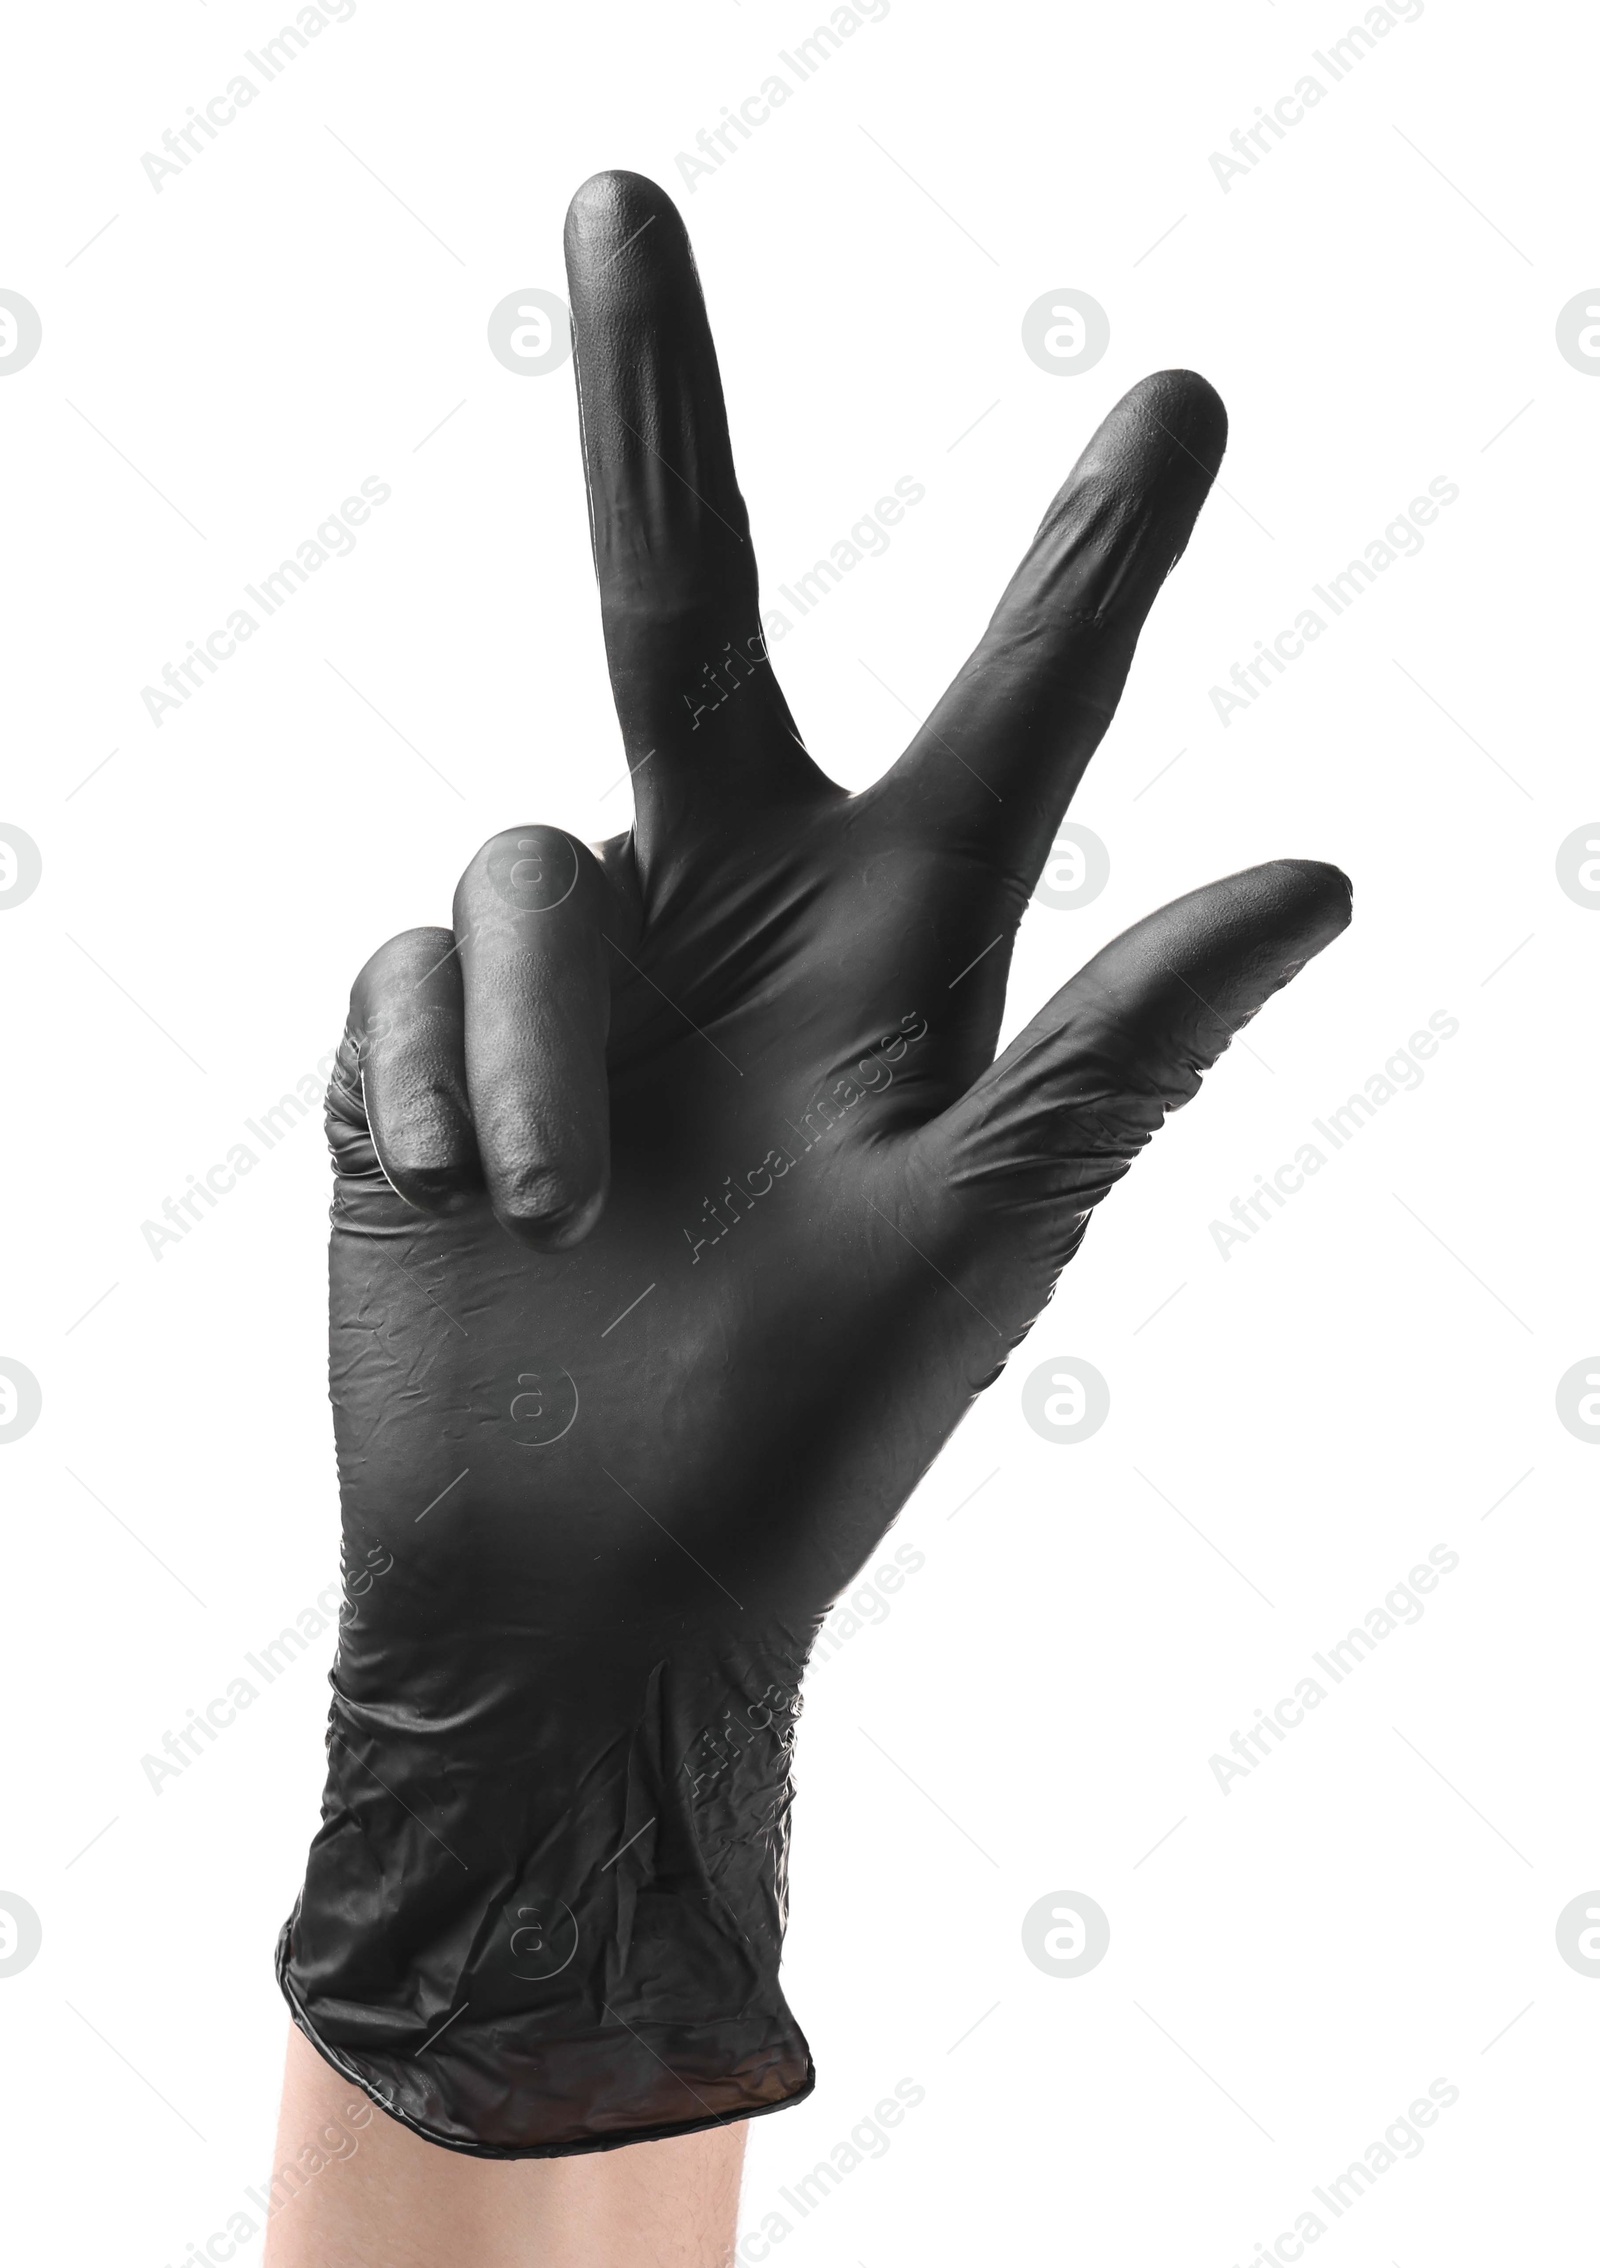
277,170,1351,2157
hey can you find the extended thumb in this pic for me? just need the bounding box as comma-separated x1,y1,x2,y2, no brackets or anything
927,858,1352,1219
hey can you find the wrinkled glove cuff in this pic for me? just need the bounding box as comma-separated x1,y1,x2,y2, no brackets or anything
277,1640,815,2156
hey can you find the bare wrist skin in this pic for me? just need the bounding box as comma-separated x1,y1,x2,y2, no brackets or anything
262,2025,748,2268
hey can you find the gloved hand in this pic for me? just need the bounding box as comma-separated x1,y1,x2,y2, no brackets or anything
277,170,1351,2158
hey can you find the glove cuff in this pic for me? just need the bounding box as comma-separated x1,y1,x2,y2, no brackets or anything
278,1640,815,2155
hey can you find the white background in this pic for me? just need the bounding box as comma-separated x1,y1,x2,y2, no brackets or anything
2,0,1596,2260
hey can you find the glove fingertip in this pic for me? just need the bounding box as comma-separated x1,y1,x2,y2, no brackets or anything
1264,857,1354,958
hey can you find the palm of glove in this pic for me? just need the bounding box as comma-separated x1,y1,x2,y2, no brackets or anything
338,798,1012,1644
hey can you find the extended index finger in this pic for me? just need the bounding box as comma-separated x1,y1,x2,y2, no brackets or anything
564,171,824,847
